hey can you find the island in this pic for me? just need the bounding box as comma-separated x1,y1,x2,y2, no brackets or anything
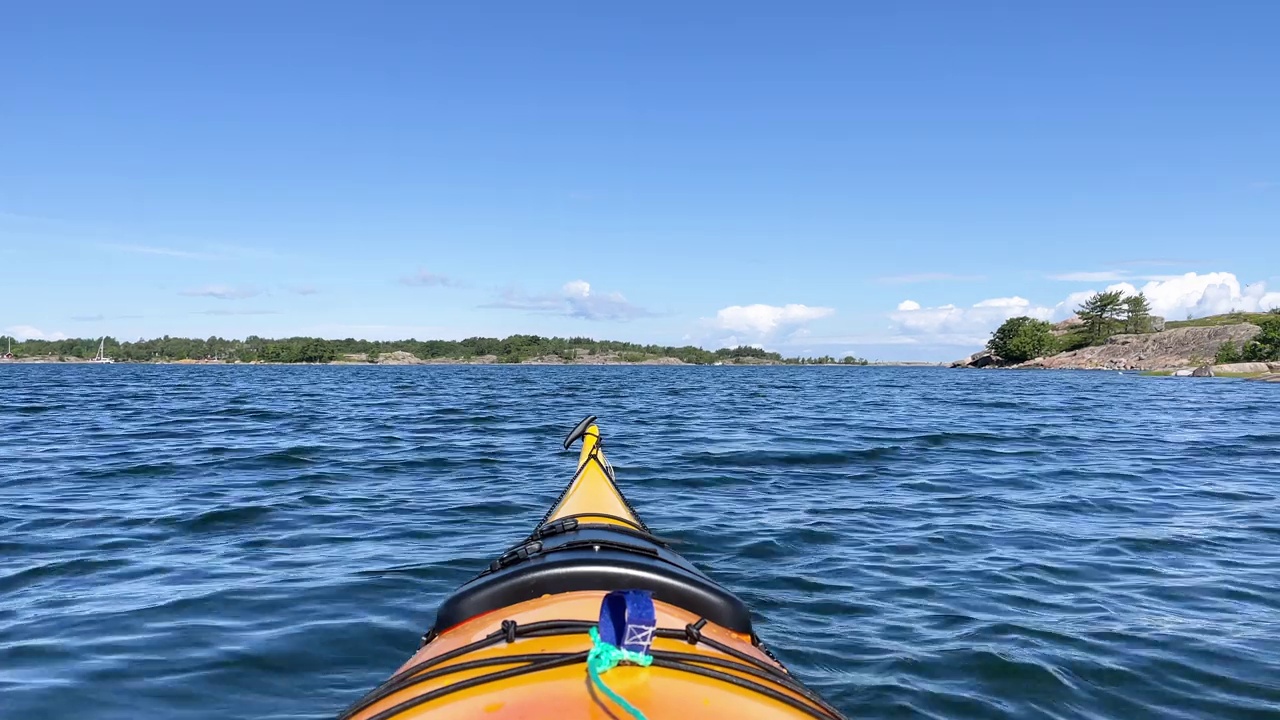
953,292,1280,382
0,335,870,367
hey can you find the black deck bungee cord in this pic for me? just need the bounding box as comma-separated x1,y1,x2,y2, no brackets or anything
358,653,588,720
338,619,846,720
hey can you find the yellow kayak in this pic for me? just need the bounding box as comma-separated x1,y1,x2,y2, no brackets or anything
340,416,844,720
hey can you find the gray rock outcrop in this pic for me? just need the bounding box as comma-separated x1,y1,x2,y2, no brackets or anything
375,351,428,365
1050,317,1084,336
1211,362,1274,375
1022,323,1261,371
951,349,1002,368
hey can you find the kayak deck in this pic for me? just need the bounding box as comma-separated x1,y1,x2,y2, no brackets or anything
346,592,836,719
340,418,844,719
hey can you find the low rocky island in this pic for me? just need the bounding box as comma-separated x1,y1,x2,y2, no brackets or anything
330,350,699,366
0,335,870,367
954,295,1280,378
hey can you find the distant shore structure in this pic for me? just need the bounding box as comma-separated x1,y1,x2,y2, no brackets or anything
91,338,115,364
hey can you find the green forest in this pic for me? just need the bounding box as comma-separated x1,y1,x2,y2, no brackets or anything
0,334,869,366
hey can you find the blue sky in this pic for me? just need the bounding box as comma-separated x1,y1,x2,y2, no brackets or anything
2,2,1277,360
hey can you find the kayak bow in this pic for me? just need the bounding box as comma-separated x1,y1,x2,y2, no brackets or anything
341,416,844,720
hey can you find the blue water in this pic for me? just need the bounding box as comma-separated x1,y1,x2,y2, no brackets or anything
2,365,1278,719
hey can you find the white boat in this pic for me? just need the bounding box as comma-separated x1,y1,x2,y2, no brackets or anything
92,338,115,364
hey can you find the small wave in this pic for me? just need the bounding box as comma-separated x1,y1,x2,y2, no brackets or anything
0,558,131,595
908,431,1011,446
247,449,324,467
179,505,275,532
209,407,291,421
683,447,902,468
14,404,61,414
75,462,184,479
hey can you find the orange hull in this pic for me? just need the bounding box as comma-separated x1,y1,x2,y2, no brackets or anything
341,418,842,720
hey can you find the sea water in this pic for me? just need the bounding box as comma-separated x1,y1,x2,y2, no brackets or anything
1,365,1277,719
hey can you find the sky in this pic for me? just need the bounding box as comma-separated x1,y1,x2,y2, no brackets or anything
2,2,1278,361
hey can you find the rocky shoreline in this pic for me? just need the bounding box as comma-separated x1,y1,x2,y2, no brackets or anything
0,351,801,367
952,320,1279,379
332,350,791,365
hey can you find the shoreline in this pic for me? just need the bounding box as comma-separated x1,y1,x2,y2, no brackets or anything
4,357,1273,380
0,357,942,367
0,348,932,367
953,316,1278,376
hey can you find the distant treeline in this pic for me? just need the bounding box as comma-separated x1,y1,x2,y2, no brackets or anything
0,334,869,366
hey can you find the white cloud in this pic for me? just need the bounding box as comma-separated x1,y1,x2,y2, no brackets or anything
1053,290,1099,319
791,333,923,346
1049,271,1129,282
399,269,459,287
180,284,261,300
1066,272,1280,320
1144,272,1280,317
562,280,592,298
697,303,834,347
555,281,650,320
5,325,69,341
888,271,1280,351
889,296,1053,347
711,303,834,336
562,281,652,320
974,297,1035,309
484,280,653,321
486,288,560,313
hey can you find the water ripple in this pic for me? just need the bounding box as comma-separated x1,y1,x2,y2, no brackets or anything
0,365,1278,719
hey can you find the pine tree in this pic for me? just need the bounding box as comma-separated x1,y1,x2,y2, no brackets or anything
1076,291,1126,345
1122,292,1153,333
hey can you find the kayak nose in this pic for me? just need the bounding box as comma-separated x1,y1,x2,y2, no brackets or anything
563,414,599,450
542,416,643,530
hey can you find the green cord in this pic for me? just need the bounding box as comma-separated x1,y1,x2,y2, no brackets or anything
586,627,653,720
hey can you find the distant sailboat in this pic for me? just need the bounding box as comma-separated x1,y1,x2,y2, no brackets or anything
92,338,115,364
2,337,12,360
